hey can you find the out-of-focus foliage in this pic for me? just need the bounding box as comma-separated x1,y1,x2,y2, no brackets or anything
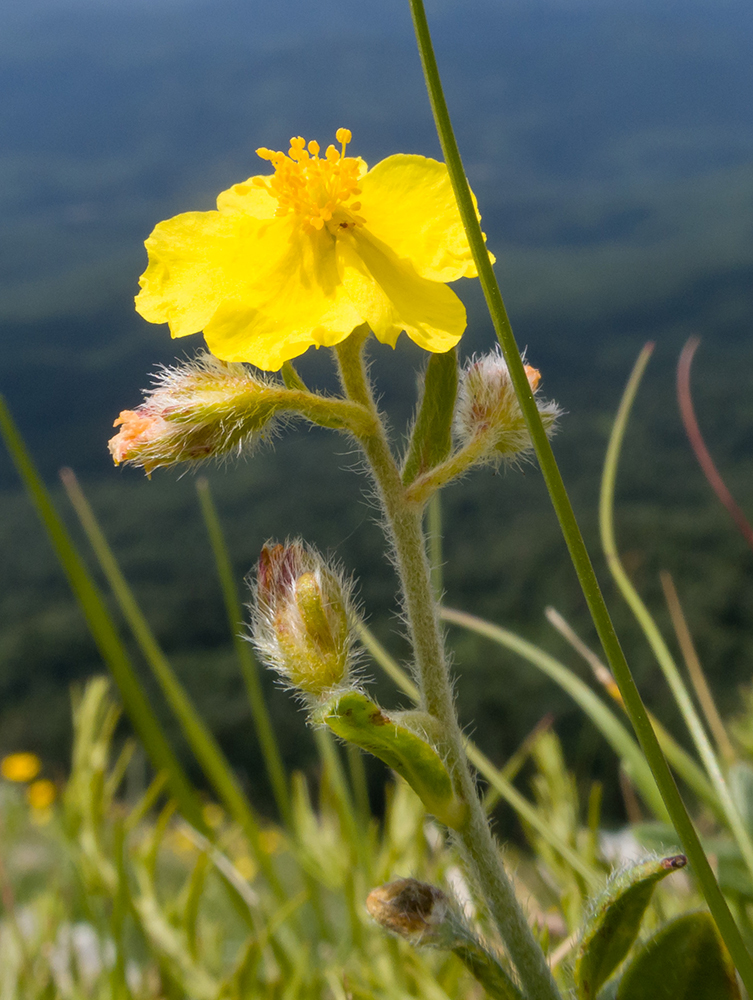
0,677,701,1000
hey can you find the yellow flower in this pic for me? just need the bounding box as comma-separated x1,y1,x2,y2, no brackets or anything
136,130,487,371
26,778,56,810
1,752,41,782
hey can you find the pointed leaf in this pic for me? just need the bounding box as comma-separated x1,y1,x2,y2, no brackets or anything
616,911,741,1000
575,855,687,999
402,348,458,484
316,691,468,829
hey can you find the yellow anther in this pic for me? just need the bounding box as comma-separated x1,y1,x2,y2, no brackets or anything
253,131,362,233
335,127,352,145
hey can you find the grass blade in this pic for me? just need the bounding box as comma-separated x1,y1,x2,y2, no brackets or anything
440,607,670,824
0,396,204,829
546,606,722,819
59,467,283,896
600,345,753,895
195,477,291,825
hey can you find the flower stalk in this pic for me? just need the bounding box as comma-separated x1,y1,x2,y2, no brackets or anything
407,0,753,989
334,331,562,1000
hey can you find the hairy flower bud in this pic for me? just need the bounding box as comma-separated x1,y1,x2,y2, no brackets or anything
454,348,561,465
250,541,355,699
108,353,282,474
366,879,452,947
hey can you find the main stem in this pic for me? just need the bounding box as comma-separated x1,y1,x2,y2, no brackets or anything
336,332,561,1000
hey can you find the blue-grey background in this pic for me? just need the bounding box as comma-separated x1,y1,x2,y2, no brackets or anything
1,0,752,820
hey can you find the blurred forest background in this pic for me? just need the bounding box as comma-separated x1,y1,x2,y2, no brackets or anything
1,0,752,825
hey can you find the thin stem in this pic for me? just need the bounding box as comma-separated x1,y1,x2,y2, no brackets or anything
660,571,736,766
335,334,561,1000
407,0,753,986
677,337,753,552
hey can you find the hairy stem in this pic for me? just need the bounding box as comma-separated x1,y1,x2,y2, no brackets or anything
335,332,561,1000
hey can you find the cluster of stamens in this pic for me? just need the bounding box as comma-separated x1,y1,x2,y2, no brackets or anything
254,128,365,232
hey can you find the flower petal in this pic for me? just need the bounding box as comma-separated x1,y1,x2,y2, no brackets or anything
204,225,363,370
338,228,467,354
136,211,276,338
216,177,278,217
358,154,483,283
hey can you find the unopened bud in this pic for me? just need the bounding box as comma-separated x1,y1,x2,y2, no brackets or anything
367,878,524,998
108,353,282,474
251,541,355,699
454,348,561,465
366,879,452,947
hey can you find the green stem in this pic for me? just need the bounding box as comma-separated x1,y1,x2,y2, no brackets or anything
335,333,561,1000
427,493,443,600
407,0,753,988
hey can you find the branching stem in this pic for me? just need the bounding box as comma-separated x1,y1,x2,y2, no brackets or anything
335,331,561,1000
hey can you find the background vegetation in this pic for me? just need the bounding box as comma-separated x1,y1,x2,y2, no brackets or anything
1,0,752,830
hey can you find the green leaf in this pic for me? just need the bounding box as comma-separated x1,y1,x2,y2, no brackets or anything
316,691,468,829
402,348,458,485
616,911,741,1000
575,855,687,999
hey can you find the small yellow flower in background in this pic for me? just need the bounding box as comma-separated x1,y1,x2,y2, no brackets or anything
1,752,41,782
136,129,488,371
26,778,56,810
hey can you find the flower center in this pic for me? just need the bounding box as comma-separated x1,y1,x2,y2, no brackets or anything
254,128,365,233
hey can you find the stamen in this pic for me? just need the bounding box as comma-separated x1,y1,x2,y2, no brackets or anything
253,131,364,232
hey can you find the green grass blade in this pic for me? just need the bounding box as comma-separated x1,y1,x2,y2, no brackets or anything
546,606,722,819
440,607,670,823
59,467,283,896
195,477,291,826
599,345,753,893
408,1,753,987
0,396,204,829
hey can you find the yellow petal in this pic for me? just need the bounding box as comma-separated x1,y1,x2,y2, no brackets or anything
204,225,363,370
358,154,482,283
135,211,284,339
216,177,278,217
338,228,466,354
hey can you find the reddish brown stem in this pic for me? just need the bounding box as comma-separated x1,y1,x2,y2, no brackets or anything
677,337,753,552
